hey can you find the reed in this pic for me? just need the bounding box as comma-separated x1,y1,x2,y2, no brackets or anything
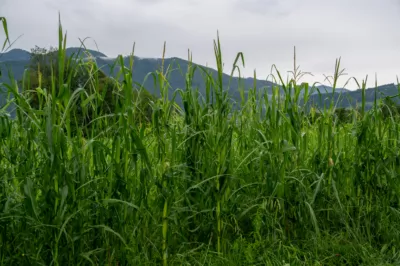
0,17,399,265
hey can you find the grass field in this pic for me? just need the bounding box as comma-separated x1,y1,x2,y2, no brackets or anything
1,18,400,265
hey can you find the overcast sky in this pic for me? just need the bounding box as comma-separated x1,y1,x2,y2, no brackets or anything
2,0,400,89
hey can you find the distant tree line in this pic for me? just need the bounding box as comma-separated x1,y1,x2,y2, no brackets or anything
20,46,400,129
308,96,400,125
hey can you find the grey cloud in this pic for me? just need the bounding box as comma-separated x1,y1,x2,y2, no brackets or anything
133,0,164,4
235,0,300,16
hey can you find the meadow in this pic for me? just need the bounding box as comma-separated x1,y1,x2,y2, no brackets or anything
1,18,400,265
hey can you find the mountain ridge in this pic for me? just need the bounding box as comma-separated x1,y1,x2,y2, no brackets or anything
0,47,276,105
1,48,399,114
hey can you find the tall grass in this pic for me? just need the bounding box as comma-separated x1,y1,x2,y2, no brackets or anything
1,18,400,265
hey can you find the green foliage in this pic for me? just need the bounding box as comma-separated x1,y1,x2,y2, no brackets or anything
0,17,10,52
0,17,10,79
1,18,400,266
334,107,353,124
20,45,155,136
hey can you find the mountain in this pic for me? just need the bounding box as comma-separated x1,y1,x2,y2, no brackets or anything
0,48,31,61
0,48,107,63
93,55,279,105
1,48,400,116
65,47,107,58
0,48,276,115
311,85,350,95
306,83,400,109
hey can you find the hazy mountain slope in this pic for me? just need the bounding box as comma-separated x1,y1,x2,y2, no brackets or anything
1,48,399,114
0,48,276,116
306,83,399,109
0,48,31,62
94,55,276,105
311,85,350,95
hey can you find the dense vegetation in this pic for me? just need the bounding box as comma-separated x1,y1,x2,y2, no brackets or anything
0,46,276,111
1,18,400,265
2,45,400,112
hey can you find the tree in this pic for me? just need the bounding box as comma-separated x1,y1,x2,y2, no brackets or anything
29,45,58,72
23,46,156,134
23,46,120,133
